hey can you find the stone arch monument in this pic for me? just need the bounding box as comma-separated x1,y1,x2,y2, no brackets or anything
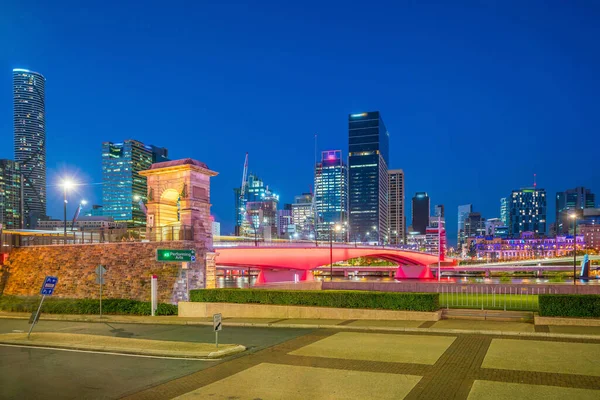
140,159,219,299
140,158,218,245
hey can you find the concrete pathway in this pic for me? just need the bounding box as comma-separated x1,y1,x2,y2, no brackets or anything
1,312,599,338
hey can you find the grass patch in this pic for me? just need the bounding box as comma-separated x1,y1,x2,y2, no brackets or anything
190,289,439,312
439,293,539,311
0,295,177,316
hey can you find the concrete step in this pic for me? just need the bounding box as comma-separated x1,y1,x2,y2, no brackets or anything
441,308,534,323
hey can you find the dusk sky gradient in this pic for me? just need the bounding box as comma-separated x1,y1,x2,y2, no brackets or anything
1,1,599,244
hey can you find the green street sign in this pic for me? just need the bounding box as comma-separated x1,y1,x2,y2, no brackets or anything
156,249,196,262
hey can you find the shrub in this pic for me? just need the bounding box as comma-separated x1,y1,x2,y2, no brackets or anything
190,289,439,312
0,296,177,316
538,294,600,318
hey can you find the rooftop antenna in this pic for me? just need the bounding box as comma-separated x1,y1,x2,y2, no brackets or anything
533,173,537,188
314,133,317,168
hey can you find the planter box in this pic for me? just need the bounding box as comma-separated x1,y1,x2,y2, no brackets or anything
535,314,600,326
178,302,441,321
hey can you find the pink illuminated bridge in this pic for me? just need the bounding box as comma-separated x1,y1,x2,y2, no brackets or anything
214,244,456,283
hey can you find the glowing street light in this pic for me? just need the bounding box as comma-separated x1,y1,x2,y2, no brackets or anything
330,224,342,282
61,180,75,241
570,213,578,286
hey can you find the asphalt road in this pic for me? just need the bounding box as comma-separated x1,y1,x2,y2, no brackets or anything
0,319,314,400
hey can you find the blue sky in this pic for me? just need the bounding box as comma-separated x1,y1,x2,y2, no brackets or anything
1,1,599,244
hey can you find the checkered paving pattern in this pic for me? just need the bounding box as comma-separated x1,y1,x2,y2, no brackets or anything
122,326,600,400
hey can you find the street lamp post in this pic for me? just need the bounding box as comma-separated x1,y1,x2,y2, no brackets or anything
571,214,577,286
61,180,74,242
330,224,341,282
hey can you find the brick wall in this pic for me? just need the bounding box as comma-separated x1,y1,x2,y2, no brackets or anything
0,241,213,303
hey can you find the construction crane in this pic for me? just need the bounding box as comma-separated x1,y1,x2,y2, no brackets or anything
240,152,249,200
238,153,249,236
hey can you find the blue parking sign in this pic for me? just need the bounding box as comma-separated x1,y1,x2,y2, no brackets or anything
40,276,58,296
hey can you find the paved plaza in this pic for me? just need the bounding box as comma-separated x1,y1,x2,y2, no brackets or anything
0,318,599,399
125,328,600,400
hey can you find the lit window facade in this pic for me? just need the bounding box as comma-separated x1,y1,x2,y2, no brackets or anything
500,197,509,226
0,159,22,229
555,187,595,235
508,187,547,236
348,111,389,243
388,169,405,245
102,140,168,226
469,232,583,261
292,193,313,238
315,150,348,240
13,68,46,227
457,204,473,250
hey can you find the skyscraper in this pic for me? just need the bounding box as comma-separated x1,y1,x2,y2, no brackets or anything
13,68,46,228
434,204,445,218
234,174,279,237
500,197,509,226
315,150,348,240
102,140,169,226
457,204,473,249
388,169,405,245
508,187,547,236
292,193,313,238
411,192,430,234
555,187,596,234
348,111,389,244
0,160,22,229
464,212,486,238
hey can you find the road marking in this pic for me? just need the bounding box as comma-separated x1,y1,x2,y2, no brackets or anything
0,343,219,361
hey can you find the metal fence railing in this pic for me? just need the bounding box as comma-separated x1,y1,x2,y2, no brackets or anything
1,225,194,248
438,285,559,311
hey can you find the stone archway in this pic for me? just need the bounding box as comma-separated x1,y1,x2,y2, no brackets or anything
139,159,218,244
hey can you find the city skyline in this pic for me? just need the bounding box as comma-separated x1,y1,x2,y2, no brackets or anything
2,2,600,244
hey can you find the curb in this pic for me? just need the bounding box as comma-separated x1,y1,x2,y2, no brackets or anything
0,340,246,359
2,314,600,341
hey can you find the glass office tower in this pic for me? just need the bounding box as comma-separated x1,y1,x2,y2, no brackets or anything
0,160,22,229
102,140,169,226
348,111,389,244
555,187,595,234
13,68,46,227
458,204,473,250
315,150,348,240
411,192,430,234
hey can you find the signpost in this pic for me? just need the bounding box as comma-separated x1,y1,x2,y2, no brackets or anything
151,275,158,316
156,249,196,262
28,276,58,338
213,313,222,348
95,265,106,318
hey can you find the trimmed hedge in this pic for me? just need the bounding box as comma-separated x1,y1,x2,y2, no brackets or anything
190,289,439,312
0,296,177,316
538,294,600,318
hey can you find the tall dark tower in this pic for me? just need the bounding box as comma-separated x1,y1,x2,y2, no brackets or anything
348,111,389,244
411,192,430,234
13,68,46,228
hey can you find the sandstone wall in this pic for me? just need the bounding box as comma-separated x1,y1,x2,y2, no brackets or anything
1,241,214,303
